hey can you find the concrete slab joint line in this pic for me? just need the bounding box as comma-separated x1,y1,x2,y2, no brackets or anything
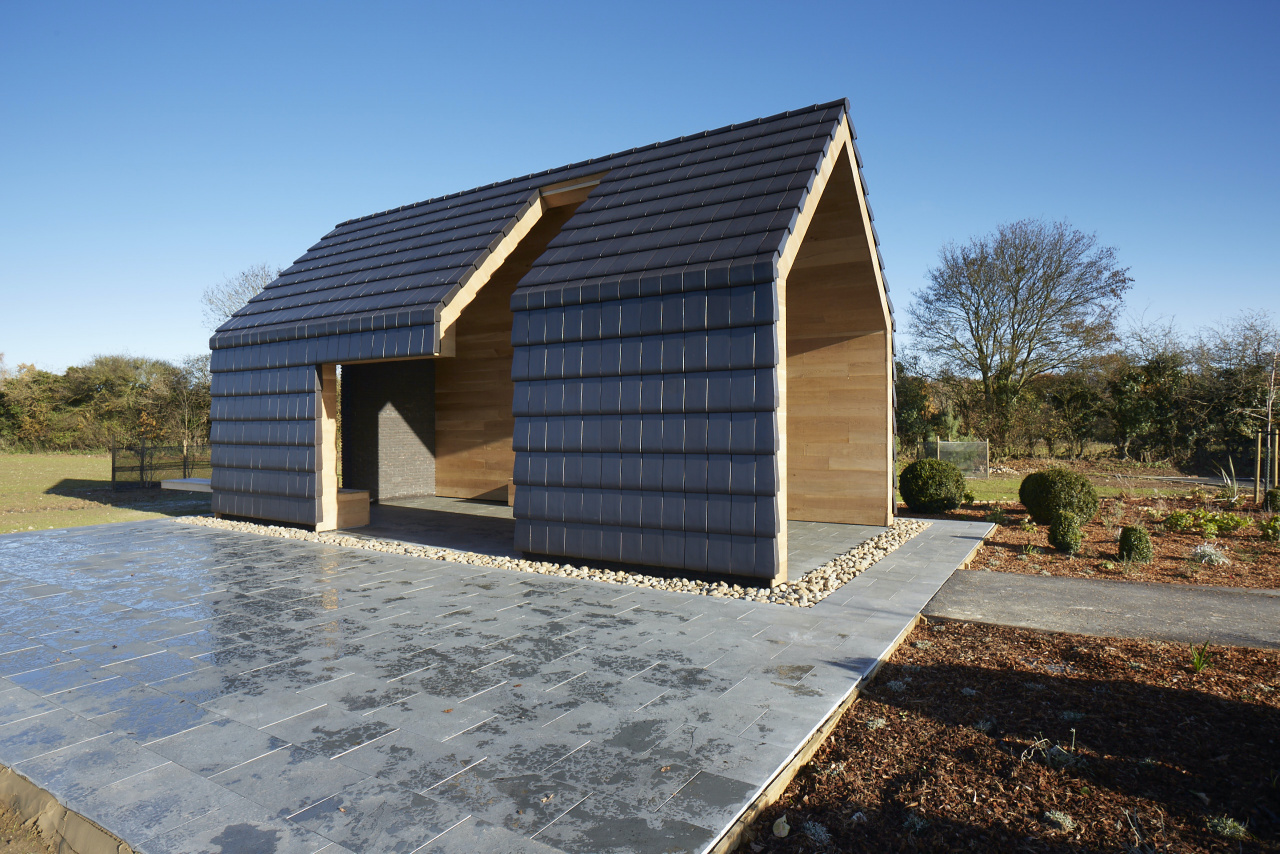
0,517,990,854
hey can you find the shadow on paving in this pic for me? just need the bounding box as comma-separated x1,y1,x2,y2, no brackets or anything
43,479,208,516
768,659,1280,852
352,497,520,556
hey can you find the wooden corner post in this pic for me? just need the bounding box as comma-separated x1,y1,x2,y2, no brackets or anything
317,363,339,532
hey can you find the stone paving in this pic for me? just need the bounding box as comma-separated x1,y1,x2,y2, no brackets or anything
0,518,989,854
354,497,887,581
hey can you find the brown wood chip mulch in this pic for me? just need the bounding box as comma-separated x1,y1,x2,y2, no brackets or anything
746,620,1280,853
906,496,1280,590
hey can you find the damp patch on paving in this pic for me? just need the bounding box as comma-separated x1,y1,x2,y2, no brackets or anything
179,495,931,607
0,517,989,854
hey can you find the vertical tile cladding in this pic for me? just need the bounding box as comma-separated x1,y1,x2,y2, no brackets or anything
340,361,436,501
209,359,322,526
511,275,783,579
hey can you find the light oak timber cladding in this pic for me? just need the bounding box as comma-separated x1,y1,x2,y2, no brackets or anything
316,364,340,531
434,203,582,500
778,132,893,527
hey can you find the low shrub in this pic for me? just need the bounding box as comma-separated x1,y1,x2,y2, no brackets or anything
899,459,966,513
1118,525,1153,563
1191,542,1230,566
1265,488,1280,512
1048,513,1083,554
1019,469,1100,526
1209,511,1250,534
1162,508,1250,537
1259,515,1280,543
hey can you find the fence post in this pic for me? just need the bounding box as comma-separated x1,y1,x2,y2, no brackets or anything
1257,430,1264,504
1264,430,1274,491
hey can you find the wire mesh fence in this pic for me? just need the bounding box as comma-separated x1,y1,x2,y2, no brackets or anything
110,441,211,490
922,440,990,478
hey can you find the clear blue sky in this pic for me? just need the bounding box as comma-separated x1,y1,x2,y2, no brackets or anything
2,1,1276,373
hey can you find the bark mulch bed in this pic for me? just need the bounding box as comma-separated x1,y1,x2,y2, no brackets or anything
905,495,1280,590
746,620,1280,853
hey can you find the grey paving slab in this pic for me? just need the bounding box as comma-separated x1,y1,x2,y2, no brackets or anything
136,794,344,854
925,569,1280,649
0,518,987,853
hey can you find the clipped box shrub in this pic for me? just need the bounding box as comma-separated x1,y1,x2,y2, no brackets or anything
1118,525,1153,563
1048,513,1083,554
1019,468,1100,525
1265,488,1280,512
899,459,966,513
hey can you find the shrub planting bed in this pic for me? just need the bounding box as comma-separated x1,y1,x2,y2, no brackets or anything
905,492,1280,590
747,620,1279,853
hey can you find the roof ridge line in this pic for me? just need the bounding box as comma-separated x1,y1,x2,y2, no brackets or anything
332,100,848,229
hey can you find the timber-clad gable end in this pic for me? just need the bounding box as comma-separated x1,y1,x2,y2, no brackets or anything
208,99,895,583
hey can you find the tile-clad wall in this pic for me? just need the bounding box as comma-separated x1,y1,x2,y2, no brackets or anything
510,270,782,579
210,326,435,372
341,361,436,501
210,364,322,526
208,325,438,527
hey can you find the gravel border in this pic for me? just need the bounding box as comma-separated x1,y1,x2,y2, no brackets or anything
174,515,930,607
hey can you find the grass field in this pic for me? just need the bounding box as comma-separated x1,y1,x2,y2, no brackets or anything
896,460,1180,505
0,453,210,535
0,452,1185,537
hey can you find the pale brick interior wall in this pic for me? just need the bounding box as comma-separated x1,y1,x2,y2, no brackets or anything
341,361,436,501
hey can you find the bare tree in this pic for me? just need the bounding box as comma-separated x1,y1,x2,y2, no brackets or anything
909,219,1132,450
1193,310,1280,433
167,354,212,451
202,263,281,330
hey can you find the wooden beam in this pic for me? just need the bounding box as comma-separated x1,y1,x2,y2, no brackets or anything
539,171,607,208
315,363,339,532
436,194,548,357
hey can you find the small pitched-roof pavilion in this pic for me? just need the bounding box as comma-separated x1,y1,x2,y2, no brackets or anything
209,99,895,584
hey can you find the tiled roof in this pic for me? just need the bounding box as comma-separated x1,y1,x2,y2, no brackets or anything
211,100,865,351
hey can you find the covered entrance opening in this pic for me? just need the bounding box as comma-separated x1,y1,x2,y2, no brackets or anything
330,186,591,514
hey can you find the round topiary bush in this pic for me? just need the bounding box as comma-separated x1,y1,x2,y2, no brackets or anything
1018,468,1100,526
1048,512,1083,554
898,459,967,513
1118,525,1153,563
1265,488,1280,512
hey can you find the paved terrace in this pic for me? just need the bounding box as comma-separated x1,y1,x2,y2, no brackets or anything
0,518,988,854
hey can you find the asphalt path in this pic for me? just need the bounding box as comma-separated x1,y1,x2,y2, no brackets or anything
924,570,1280,649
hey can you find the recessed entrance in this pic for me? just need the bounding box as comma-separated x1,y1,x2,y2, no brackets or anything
330,185,591,510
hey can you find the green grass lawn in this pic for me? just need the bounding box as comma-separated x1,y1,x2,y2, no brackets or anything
0,453,210,535
895,465,1176,505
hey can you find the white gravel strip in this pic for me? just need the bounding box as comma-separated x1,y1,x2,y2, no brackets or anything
174,515,930,607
